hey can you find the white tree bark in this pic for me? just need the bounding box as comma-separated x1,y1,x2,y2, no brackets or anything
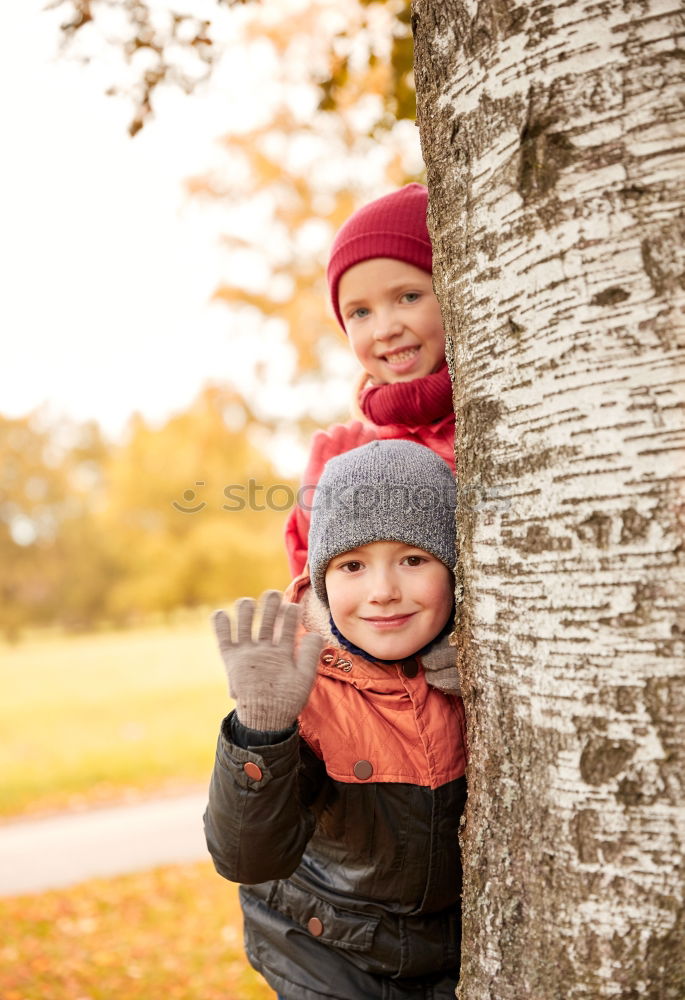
412,1,685,996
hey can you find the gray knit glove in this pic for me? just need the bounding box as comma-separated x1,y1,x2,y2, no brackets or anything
212,590,324,731
421,632,461,695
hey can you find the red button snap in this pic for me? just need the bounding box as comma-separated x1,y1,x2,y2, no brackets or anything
307,917,324,937
320,647,336,665
353,760,373,780
243,761,263,781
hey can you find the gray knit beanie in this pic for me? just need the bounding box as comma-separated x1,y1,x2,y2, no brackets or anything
308,440,457,605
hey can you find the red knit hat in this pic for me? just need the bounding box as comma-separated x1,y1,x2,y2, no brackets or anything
327,183,433,329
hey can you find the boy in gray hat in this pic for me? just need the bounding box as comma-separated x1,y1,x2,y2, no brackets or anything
205,440,467,1000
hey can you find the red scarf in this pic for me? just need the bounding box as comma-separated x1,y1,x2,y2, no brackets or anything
358,363,453,427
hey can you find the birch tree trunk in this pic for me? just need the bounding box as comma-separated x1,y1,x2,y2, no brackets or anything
412,2,685,996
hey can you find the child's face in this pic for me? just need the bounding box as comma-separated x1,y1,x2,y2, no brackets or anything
338,258,446,384
325,541,453,662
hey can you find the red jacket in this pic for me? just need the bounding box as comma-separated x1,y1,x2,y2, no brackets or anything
285,412,455,577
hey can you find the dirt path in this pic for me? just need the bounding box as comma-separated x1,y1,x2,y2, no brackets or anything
0,789,211,896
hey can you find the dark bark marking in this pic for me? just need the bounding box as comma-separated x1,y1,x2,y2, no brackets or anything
620,183,650,200
591,286,631,307
616,774,651,806
615,686,639,714
523,3,555,51
508,316,525,337
620,507,651,544
474,266,503,284
494,444,578,482
462,0,530,60
459,396,504,490
580,737,637,785
504,522,573,553
641,216,685,296
644,676,685,761
575,512,613,548
571,808,601,863
518,116,575,202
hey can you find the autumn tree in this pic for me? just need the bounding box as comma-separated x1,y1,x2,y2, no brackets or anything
413,1,685,996
0,413,111,638
100,385,292,620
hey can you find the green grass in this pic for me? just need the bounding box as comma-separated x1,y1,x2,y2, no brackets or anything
0,620,230,818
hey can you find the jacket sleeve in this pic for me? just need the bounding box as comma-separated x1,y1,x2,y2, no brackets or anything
203,711,323,885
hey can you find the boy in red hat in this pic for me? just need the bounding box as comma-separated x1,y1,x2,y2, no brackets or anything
285,183,455,578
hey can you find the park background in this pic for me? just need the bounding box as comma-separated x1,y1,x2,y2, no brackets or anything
0,1,417,997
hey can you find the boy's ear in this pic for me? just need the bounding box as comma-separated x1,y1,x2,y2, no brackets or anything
301,585,336,645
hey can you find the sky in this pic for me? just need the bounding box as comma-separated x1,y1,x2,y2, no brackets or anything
0,2,316,449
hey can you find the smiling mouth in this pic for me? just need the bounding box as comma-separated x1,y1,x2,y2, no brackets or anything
383,347,419,363
362,613,415,627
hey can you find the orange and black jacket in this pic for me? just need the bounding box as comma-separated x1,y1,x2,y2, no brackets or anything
203,586,468,1000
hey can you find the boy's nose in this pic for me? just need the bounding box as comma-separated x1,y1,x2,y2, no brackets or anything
367,571,401,603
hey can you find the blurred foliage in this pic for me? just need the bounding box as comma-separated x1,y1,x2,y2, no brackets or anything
187,1,423,375
99,385,290,619
50,0,413,136
318,1,415,123
0,413,111,640
0,862,274,999
0,389,291,639
202,121,414,373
